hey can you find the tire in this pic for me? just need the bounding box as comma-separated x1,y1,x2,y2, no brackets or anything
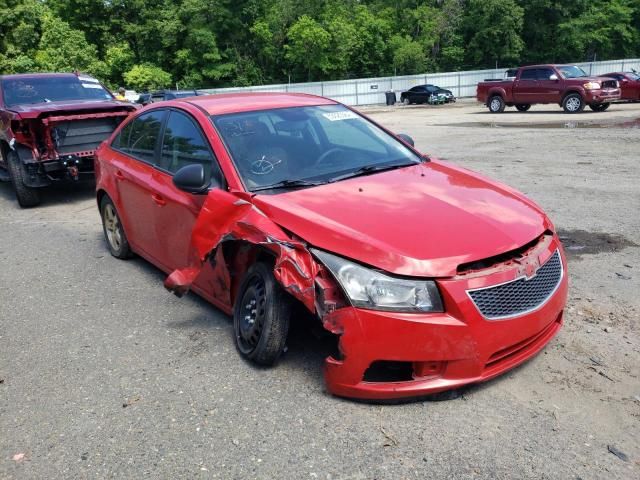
6,150,41,208
100,195,132,259
515,104,531,112
402,97,410,105
589,103,610,112
233,262,291,366
562,93,585,113
488,95,505,113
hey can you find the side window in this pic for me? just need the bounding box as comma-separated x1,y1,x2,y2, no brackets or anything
111,120,133,150
537,68,554,80
121,110,165,164
160,110,221,184
520,69,537,80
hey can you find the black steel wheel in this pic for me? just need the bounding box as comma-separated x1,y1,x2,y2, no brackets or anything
515,104,531,112
234,262,291,365
589,103,610,112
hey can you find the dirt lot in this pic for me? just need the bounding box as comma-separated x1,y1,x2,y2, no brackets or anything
1,100,639,479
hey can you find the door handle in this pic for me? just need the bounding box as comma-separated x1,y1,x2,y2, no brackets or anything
115,170,125,181
151,193,166,206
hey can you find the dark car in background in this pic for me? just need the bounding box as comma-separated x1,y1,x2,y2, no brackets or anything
0,72,137,207
137,90,203,106
400,84,456,105
600,71,640,101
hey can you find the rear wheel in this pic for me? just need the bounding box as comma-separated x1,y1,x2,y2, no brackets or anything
100,195,132,259
589,103,610,112
563,93,585,113
488,95,505,113
233,262,291,366
6,151,40,208
515,104,531,112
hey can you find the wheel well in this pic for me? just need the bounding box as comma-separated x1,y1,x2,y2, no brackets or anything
562,90,582,102
96,189,109,208
0,140,9,163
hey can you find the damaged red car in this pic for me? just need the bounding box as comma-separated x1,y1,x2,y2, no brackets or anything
0,73,137,207
95,93,568,400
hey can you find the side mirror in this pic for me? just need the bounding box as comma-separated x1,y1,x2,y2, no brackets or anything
397,133,414,147
172,164,209,194
549,74,559,81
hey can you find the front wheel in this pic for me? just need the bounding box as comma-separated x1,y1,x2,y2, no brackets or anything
515,104,531,112
488,95,505,113
6,151,41,208
563,93,585,113
402,97,410,105
234,262,291,366
589,103,610,112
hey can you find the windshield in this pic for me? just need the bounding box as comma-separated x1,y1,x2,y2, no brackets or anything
212,104,421,192
1,76,113,107
627,72,640,81
557,66,588,79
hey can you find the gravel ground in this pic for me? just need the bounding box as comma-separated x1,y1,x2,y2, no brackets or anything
1,100,639,479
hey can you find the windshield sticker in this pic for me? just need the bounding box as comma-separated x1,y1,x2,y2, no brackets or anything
322,111,359,122
78,75,100,83
81,83,104,89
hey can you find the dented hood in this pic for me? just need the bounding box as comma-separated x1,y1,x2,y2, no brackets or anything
252,161,549,278
8,99,135,119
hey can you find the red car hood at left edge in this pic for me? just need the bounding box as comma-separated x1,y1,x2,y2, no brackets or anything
252,160,551,278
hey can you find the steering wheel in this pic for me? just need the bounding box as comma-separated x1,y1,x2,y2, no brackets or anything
315,148,346,168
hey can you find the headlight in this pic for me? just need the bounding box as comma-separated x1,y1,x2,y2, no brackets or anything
312,249,444,313
583,82,601,90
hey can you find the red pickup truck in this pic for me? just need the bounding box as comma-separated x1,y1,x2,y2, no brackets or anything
476,64,621,114
0,72,137,207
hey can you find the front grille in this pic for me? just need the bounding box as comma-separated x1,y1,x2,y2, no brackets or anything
601,79,618,89
468,250,562,320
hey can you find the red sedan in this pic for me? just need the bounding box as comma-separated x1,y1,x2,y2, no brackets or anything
95,93,568,400
600,71,640,100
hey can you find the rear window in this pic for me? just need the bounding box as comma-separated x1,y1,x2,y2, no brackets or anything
113,110,166,164
1,76,113,107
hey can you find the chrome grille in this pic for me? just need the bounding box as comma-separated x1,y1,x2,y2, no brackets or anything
468,250,562,320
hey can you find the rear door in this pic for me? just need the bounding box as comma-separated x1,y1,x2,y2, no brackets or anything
110,109,167,261
152,109,225,270
513,68,539,103
536,67,562,103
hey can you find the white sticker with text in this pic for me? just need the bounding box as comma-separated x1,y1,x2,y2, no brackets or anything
322,111,359,121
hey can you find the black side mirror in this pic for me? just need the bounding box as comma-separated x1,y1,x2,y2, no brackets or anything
397,133,415,147
172,164,209,194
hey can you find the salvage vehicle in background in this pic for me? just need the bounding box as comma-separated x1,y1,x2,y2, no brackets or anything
476,65,621,113
400,84,456,104
96,92,568,400
0,73,138,207
600,71,640,101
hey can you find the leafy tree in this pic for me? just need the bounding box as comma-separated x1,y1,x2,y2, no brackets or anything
285,15,331,81
464,0,525,68
124,63,172,90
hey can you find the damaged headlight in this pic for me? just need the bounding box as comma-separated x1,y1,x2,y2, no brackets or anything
312,249,444,313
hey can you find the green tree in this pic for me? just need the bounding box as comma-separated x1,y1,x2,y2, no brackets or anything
124,63,172,90
464,0,525,68
285,15,331,81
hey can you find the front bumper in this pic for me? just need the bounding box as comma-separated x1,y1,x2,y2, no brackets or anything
584,88,620,103
323,239,568,400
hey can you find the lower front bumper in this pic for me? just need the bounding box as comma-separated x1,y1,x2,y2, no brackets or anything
322,244,568,401
585,89,620,103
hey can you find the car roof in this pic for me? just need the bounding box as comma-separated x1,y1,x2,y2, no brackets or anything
183,92,337,115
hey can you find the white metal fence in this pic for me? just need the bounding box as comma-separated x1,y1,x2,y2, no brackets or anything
200,58,640,106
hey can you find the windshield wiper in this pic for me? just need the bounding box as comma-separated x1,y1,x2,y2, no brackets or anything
251,178,327,192
328,162,417,183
